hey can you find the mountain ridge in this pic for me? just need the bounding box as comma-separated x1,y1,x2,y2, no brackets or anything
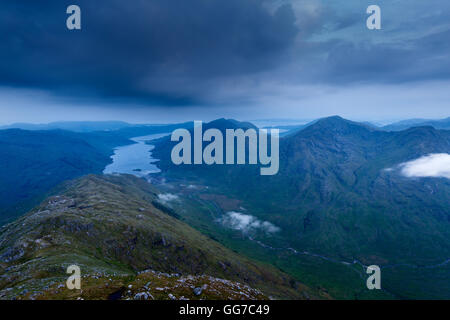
0,174,320,300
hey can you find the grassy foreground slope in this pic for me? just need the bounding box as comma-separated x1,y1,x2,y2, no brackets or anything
0,174,320,300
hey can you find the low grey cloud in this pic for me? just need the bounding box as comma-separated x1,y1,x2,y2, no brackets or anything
158,193,179,203
399,154,450,179
218,211,280,234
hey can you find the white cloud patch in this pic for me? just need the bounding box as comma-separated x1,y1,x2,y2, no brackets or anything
399,153,450,179
218,211,280,234
158,193,179,203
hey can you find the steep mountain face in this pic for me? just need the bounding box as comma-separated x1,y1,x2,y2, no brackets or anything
152,116,450,298
153,118,259,166
0,174,317,300
151,118,262,181
382,117,450,131
152,118,255,149
266,118,450,263
0,129,132,224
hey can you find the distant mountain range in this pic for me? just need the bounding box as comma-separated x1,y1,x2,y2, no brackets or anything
0,121,133,132
277,117,450,135
0,121,193,136
258,116,450,136
1,116,448,135
381,117,450,131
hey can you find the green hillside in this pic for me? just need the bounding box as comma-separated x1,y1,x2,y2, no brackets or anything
151,116,450,298
0,174,319,300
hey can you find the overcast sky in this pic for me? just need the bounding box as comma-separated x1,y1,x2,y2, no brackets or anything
0,0,449,124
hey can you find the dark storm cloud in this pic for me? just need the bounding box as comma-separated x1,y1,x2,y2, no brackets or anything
0,0,450,107
0,0,298,105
